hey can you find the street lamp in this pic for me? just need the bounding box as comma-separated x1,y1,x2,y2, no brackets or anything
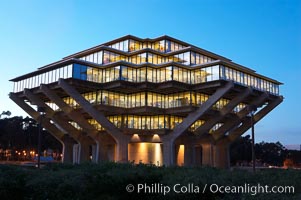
248,105,257,173
37,106,46,168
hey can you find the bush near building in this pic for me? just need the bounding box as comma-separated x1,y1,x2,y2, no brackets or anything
0,162,300,200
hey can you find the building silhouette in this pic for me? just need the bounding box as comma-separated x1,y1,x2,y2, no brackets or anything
9,35,283,168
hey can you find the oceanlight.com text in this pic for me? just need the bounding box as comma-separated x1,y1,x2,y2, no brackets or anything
125,183,295,196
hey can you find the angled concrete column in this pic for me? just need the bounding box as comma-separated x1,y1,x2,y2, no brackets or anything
40,84,99,138
170,81,234,141
58,79,123,140
24,89,95,164
9,93,65,142
212,93,268,141
160,82,233,166
228,96,283,142
40,84,108,163
195,88,251,136
57,79,131,163
9,93,84,163
24,89,87,141
212,143,230,169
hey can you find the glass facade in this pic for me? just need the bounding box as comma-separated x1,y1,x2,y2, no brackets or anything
74,64,220,84
13,63,280,95
79,51,103,64
77,115,201,132
69,63,279,94
45,89,245,118
70,115,223,133
220,65,279,95
79,50,214,66
13,64,73,92
109,39,187,53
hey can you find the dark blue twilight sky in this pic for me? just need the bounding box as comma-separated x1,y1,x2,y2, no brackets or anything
0,0,300,145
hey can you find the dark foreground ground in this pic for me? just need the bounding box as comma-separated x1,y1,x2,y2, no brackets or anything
0,162,300,200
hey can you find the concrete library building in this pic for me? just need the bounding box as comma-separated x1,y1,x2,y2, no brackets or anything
10,35,283,168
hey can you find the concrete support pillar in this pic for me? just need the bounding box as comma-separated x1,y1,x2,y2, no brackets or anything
73,144,80,164
72,144,80,164
162,140,175,166
91,144,98,163
62,137,76,163
94,139,110,163
184,145,193,166
175,145,180,165
79,140,91,163
194,146,202,166
116,137,128,163
73,139,93,164
213,143,230,169
202,144,213,166
107,144,116,162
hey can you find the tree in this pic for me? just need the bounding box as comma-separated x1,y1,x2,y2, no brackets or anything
255,141,287,166
230,136,289,167
0,111,11,119
0,115,62,160
230,135,252,165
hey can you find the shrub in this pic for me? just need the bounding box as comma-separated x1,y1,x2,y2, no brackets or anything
0,163,299,199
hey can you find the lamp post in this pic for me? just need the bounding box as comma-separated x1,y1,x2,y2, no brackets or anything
248,105,257,173
37,106,46,168
250,110,255,173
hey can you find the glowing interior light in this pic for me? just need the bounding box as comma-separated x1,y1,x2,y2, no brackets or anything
177,144,185,166
128,142,162,165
